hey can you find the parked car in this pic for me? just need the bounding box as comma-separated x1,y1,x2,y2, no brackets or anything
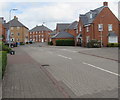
5,42,17,47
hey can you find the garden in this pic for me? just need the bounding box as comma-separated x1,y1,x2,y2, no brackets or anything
0,42,11,79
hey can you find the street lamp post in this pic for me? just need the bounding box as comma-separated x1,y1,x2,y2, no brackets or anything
100,16,104,47
9,8,18,48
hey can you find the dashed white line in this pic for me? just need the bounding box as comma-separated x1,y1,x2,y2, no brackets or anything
83,62,120,76
58,55,72,60
60,49,77,53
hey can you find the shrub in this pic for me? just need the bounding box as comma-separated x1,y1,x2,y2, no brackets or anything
48,41,53,45
86,39,101,48
56,39,75,46
0,51,7,78
20,42,25,45
107,43,119,47
0,44,12,53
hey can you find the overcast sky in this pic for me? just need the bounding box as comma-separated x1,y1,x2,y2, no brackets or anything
0,0,119,30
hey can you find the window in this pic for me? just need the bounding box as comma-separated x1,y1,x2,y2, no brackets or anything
17,38,20,41
108,36,118,43
90,14,92,19
17,27,20,30
86,36,90,43
11,38,14,42
76,29,78,34
18,33,20,36
108,24,112,31
11,32,14,35
79,26,82,32
98,24,103,31
86,27,89,32
11,27,14,30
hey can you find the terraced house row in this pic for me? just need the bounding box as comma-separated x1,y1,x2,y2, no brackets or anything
0,2,119,47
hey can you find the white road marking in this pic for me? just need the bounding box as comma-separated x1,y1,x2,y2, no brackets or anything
58,55,72,60
83,62,120,76
60,49,77,53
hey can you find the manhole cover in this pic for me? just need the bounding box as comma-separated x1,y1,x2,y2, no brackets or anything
41,64,50,67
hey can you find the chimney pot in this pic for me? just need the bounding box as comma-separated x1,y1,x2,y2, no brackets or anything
103,2,108,6
14,16,18,20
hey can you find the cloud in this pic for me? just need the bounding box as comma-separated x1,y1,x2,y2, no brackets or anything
0,1,119,30
0,0,119,2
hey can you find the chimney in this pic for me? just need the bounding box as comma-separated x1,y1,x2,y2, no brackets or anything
14,16,18,20
103,2,108,6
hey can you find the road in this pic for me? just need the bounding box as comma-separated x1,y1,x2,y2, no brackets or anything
20,43,119,98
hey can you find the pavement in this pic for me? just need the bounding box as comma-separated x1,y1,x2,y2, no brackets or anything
2,46,66,98
2,43,119,98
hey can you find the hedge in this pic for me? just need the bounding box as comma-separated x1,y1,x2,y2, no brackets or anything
0,51,7,78
56,39,75,46
107,43,119,47
0,44,12,53
48,41,53,45
86,39,101,48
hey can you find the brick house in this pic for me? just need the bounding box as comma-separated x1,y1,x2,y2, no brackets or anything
51,22,78,45
66,21,78,37
66,21,78,46
56,23,70,32
4,16,29,43
52,31,74,45
0,17,6,42
29,25,52,43
78,2,119,47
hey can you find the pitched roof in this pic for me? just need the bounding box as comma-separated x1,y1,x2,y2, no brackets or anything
49,30,57,36
56,23,70,31
67,21,78,29
80,6,105,25
108,32,117,36
4,17,28,29
29,25,52,32
52,31,74,39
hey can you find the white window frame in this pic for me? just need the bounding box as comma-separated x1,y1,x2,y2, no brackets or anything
108,36,118,43
108,24,112,31
86,36,90,43
11,32,14,35
90,13,92,19
11,38,14,42
98,24,103,31
76,29,78,34
11,27,14,30
79,26,82,32
86,27,89,32
17,27,20,30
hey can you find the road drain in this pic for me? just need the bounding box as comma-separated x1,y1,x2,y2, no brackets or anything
41,64,50,67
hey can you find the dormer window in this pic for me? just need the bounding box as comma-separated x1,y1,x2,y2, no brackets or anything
79,26,82,32
86,27,89,32
90,13,92,19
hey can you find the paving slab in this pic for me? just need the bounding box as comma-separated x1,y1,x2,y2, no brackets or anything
2,47,65,98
